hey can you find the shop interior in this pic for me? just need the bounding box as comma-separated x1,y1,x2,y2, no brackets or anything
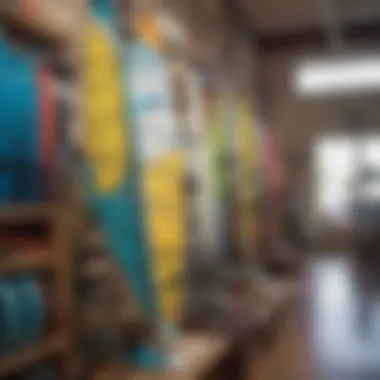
1,0,380,379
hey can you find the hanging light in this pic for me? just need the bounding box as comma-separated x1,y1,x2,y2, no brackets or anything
295,55,380,96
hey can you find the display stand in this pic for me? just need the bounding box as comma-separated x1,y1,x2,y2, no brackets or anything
0,2,81,379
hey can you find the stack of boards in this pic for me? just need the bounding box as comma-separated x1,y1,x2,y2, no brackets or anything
0,32,59,380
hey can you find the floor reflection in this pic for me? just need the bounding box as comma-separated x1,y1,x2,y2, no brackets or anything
306,255,380,379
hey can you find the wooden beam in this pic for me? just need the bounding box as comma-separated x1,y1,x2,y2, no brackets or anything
0,204,53,224
257,19,380,53
0,255,51,276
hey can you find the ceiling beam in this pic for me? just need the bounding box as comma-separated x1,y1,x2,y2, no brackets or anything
258,19,380,53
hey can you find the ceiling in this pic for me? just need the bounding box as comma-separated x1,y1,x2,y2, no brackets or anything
233,0,380,50
167,0,380,51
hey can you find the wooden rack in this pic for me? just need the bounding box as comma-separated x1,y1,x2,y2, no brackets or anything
0,0,83,376
0,203,74,379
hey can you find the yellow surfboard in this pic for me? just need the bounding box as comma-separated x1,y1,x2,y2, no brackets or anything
236,98,259,261
127,13,186,327
83,20,127,193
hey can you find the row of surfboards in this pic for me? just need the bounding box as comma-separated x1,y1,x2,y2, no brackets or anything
82,0,285,370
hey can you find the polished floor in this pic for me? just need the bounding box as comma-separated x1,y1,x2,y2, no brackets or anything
252,254,380,380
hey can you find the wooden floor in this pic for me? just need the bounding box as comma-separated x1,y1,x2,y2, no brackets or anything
249,305,308,380
250,253,380,380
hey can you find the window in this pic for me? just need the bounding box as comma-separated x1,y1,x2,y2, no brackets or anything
314,134,380,224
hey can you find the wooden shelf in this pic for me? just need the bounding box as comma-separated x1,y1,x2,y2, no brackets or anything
0,203,54,224
0,1,76,47
0,335,67,378
101,334,229,380
0,255,51,276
